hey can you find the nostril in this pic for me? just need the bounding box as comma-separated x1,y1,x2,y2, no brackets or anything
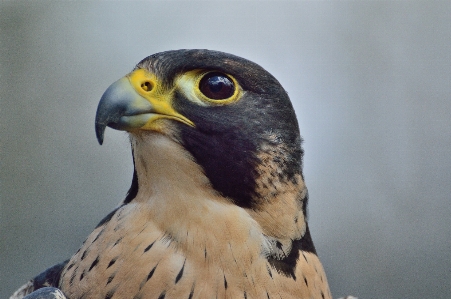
141,81,153,92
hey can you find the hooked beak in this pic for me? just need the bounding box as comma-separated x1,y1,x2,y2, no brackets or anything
95,69,194,144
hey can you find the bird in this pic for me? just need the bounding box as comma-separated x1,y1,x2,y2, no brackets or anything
11,49,333,299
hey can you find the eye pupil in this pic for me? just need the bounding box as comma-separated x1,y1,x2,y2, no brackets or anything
199,72,235,100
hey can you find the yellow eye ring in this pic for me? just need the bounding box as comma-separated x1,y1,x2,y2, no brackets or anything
194,71,241,105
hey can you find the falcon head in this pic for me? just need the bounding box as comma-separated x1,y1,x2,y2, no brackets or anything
12,50,331,299
95,49,304,209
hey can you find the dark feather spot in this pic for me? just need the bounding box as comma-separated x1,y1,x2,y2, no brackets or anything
304,276,308,286
175,261,185,283
105,286,117,299
133,295,142,299
89,257,99,271
144,241,155,253
146,265,158,281
158,291,166,299
321,291,325,299
266,292,271,299
133,244,141,252
92,229,104,243
224,275,228,289
105,287,117,299
139,277,147,290
267,225,317,279
188,284,195,299
113,237,123,247
69,267,78,285
66,263,74,271
106,273,115,285
266,264,273,278
80,271,85,281
107,257,117,269
244,291,247,299
81,250,88,260
95,207,121,229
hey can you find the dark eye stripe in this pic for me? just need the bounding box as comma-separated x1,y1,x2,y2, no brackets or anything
199,72,235,100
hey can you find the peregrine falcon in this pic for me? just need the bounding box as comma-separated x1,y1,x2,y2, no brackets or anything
11,49,332,299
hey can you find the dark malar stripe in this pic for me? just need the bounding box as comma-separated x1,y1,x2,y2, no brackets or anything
123,162,139,204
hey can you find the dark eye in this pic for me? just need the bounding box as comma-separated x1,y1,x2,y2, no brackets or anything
199,72,235,100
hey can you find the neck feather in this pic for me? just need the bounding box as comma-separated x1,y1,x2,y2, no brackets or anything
129,132,269,258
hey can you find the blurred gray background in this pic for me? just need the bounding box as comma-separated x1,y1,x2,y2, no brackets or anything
1,1,450,298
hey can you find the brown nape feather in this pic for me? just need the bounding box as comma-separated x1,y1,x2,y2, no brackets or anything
248,132,307,242
246,131,331,298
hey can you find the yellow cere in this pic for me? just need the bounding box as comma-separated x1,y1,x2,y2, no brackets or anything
176,70,242,106
127,69,195,129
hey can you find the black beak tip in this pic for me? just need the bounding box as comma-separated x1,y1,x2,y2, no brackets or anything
95,122,106,145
